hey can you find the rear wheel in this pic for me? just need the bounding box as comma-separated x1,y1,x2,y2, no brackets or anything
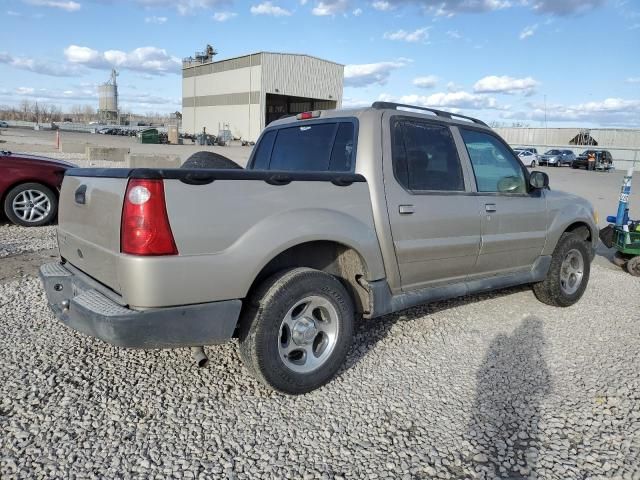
3,182,57,227
238,268,354,394
530,160,537,168
627,256,640,276
533,232,591,307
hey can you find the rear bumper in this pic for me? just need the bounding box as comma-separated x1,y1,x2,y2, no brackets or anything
39,262,242,348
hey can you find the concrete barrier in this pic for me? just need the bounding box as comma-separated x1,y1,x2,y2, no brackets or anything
59,141,89,154
86,146,129,163
127,153,182,169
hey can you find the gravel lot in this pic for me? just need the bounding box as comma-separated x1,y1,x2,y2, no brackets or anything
1,240,639,478
1,154,639,478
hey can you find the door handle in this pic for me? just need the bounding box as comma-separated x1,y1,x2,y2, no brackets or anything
399,205,415,215
485,203,497,213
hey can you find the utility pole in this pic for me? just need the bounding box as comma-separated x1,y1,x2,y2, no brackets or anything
544,94,548,147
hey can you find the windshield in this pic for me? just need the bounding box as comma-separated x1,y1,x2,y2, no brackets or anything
545,150,561,155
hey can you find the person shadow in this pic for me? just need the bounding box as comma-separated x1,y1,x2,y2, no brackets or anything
467,316,551,479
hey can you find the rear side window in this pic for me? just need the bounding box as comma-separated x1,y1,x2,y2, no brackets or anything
253,121,356,172
251,130,276,169
391,119,465,192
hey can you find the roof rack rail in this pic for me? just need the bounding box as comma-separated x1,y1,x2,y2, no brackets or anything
371,101,488,127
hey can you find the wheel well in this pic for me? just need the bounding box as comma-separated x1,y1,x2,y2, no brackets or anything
249,241,371,315
564,222,592,242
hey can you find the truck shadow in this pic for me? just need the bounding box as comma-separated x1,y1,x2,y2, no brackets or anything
466,316,550,478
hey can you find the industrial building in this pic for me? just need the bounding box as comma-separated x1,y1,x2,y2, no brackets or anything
182,46,344,141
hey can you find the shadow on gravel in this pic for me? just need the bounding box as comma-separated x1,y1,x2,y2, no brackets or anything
467,316,550,479
342,285,531,373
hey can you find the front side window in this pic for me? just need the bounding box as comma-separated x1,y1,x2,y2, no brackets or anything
253,121,355,172
461,129,527,194
391,119,465,192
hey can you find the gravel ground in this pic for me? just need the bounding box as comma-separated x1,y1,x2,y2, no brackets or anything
0,224,56,258
1,261,639,479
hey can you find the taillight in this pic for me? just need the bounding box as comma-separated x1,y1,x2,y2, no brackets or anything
296,111,321,120
121,179,178,256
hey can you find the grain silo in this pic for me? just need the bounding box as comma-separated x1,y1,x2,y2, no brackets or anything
98,68,119,122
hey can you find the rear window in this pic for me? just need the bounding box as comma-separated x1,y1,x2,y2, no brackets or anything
251,121,356,172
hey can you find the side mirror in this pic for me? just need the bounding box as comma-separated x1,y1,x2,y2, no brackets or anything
530,171,549,189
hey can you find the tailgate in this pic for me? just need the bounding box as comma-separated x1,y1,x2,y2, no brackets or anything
57,174,127,293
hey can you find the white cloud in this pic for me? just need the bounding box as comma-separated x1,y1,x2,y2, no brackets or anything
372,1,393,11
250,1,292,16
134,0,228,15
213,11,237,21
145,15,167,24
344,59,411,87
446,81,463,92
383,27,429,42
531,0,605,15
7,10,22,16
473,75,539,95
379,91,503,110
352,7,362,15
413,75,438,88
312,0,350,15
23,0,80,11
0,51,80,77
342,97,373,108
625,77,640,84
354,0,604,16
446,30,461,39
519,24,538,39
64,45,180,74
507,97,640,126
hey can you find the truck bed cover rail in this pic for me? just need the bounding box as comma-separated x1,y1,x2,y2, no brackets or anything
65,168,366,186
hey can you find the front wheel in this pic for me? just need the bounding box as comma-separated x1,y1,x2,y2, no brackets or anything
238,268,354,394
533,232,591,307
3,182,58,227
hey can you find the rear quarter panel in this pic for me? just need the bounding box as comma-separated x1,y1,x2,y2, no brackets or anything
542,190,598,255
0,156,67,200
116,179,385,308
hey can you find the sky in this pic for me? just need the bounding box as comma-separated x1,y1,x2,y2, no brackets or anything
0,0,638,127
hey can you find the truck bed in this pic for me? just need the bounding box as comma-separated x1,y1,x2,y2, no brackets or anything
57,168,382,309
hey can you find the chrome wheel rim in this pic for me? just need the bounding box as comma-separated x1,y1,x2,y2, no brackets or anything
278,295,339,373
12,189,51,223
560,248,584,295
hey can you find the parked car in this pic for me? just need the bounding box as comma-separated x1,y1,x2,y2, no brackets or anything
539,149,575,167
514,148,538,167
572,150,614,171
1,151,76,226
515,147,539,159
0,121,9,128
40,102,598,394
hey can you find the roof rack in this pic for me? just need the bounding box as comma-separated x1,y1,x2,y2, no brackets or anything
371,102,488,127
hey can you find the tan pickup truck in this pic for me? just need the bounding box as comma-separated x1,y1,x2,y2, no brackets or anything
40,102,598,394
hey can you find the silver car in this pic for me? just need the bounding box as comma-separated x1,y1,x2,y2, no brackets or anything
540,149,576,167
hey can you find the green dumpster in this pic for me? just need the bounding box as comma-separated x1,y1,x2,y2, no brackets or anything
138,128,159,144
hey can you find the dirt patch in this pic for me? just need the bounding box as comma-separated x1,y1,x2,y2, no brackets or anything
0,248,59,284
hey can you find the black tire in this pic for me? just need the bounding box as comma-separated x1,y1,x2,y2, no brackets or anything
530,160,536,168
571,164,578,169
3,182,58,227
626,256,640,277
533,232,591,307
181,151,242,169
612,251,628,268
238,268,354,395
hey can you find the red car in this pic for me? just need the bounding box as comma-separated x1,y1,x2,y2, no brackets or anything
1,151,76,227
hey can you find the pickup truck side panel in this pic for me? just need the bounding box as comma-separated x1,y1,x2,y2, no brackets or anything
58,176,385,308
